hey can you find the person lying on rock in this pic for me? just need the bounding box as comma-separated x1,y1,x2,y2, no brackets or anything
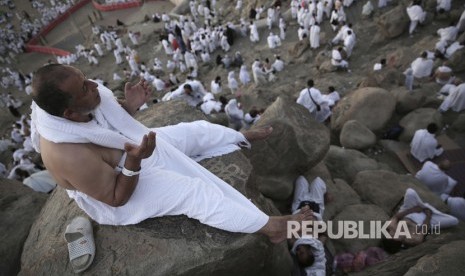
383,188,458,253
289,176,333,275
30,64,313,244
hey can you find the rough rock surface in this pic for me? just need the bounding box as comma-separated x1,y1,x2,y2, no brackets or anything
392,87,427,115
374,4,409,41
340,120,377,150
330,87,396,132
0,179,47,276
323,146,384,184
245,97,330,200
331,204,389,254
398,108,443,142
403,240,465,276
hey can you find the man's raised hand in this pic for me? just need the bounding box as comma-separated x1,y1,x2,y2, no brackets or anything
124,132,156,160
123,78,152,114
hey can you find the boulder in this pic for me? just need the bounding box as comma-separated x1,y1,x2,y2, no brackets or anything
356,223,465,275
20,151,292,276
288,39,310,59
340,120,377,150
391,87,427,115
358,69,404,89
386,46,418,69
374,5,409,41
20,101,293,275
0,179,47,276
352,170,448,215
404,240,465,276
245,97,330,200
323,178,362,220
318,60,337,73
135,99,206,127
398,108,443,142
446,47,465,73
450,114,465,132
331,204,389,254
330,87,396,132
323,146,383,184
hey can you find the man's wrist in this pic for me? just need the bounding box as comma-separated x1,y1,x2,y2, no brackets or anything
121,166,141,177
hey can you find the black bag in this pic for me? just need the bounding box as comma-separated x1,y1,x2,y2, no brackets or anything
383,124,404,141
308,89,321,112
331,19,338,25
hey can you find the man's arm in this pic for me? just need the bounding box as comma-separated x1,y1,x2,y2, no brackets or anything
49,132,156,207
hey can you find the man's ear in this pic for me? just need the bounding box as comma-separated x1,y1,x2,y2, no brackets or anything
62,108,77,121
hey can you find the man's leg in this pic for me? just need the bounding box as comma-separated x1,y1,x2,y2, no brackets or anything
292,175,310,213
308,177,327,217
154,120,272,161
154,120,246,160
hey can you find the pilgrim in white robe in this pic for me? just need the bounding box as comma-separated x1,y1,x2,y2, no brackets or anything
31,84,269,232
310,24,321,49
249,23,260,43
200,93,222,115
291,236,326,276
399,188,458,229
439,83,465,112
415,161,457,197
406,5,426,34
224,99,244,130
227,71,239,94
239,65,251,85
410,129,443,162
411,57,433,79
331,49,348,68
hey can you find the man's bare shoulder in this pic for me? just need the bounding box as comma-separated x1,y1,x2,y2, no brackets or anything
39,136,123,190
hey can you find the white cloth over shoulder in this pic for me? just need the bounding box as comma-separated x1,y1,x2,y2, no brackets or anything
30,83,268,231
410,129,443,162
415,161,456,197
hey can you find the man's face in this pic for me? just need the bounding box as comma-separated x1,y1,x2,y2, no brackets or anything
60,66,100,115
184,87,193,95
296,244,314,267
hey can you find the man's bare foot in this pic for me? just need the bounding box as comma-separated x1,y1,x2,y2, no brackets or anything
242,126,273,142
258,206,314,244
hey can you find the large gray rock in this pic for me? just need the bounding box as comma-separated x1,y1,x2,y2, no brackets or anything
323,178,361,221
352,170,448,215
331,87,396,132
323,146,383,184
245,97,330,200
358,69,404,89
392,87,427,115
398,108,443,142
374,5,409,41
331,204,389,254
404,240,465,276
340,120,377,150
20,151,292,276
446,47,465,73
450,114,465,133
20,101,293,275
135,99,207,127
355,224,465,275
0,179,47,276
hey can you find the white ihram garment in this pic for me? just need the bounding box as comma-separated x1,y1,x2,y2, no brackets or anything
30,83,268,232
